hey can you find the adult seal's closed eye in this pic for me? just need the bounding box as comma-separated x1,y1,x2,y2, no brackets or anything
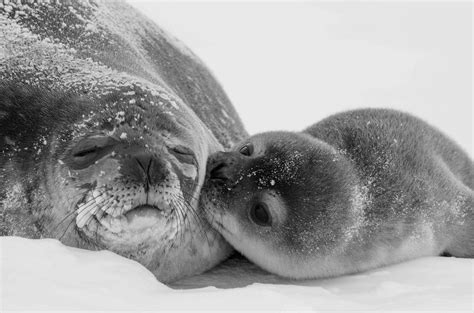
203,109,473,279
0,0,247,282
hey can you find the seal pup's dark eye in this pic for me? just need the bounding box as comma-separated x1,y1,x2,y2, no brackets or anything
249,202,272,227
239,143,253,156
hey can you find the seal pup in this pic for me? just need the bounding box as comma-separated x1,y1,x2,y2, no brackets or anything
0,0,247,282
203,108,473,279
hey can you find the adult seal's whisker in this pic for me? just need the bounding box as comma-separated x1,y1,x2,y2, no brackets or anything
59,218,77,242
173,194,215,249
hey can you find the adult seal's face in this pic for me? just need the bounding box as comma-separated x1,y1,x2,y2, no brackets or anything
1,84,229,282
0,1,246,282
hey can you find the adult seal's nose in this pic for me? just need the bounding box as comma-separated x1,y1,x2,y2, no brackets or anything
121,152,167,188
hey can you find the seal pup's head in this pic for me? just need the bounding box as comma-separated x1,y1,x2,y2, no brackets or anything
202,131,365,279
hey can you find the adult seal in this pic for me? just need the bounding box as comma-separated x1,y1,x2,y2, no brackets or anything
204,109,473,279
0,0,247,282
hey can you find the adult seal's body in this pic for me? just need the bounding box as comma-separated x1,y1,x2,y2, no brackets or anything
0,0,247,282
204,109,473,279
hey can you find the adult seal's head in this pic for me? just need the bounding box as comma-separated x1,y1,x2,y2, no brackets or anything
203,109,473,279
0,0,247,282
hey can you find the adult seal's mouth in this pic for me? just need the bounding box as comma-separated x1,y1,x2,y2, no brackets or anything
97,206,164,233
125,205,163,221
0,0,247,283
81,204,164,234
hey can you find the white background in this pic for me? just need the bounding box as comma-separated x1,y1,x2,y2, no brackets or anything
127,0,472,155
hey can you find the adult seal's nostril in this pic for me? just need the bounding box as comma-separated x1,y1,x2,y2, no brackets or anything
121,152,167,188
134,154,153,193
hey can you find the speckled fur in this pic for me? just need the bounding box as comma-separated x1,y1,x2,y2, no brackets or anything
0,0,247,282
203,109,473,279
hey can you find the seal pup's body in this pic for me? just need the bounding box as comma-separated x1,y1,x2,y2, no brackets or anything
204,109,473,279
0,0,247,282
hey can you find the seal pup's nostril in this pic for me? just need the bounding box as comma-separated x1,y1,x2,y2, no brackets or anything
209,162,231,181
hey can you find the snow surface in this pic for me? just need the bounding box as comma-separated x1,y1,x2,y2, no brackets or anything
1,237,472,311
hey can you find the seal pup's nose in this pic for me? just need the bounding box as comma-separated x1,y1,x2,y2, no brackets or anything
209,162,230,181
207,152,236,182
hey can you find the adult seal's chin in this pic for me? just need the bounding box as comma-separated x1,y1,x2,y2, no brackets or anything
78,206,232,283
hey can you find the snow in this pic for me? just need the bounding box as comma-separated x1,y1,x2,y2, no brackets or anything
1,237,472,311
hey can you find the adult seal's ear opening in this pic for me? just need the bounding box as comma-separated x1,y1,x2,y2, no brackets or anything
0,0,247,283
